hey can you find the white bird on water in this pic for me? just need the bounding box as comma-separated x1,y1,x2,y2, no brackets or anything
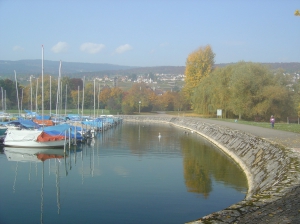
158,133,161,142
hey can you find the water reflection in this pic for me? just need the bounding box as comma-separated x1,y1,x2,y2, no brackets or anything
121,123,183,156
0,123,247,224
4,147,70,224
119,123,247,198
181,136,247,197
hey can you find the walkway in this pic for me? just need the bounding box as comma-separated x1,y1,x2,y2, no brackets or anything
193,118,300,149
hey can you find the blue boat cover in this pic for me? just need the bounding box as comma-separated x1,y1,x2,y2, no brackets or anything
35,115,51,120
7,119,40,129
81,120,103,128
24,110,38,116
43,123,70,136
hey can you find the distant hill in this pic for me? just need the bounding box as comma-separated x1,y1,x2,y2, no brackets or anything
0,60,135,76
0,60,299,79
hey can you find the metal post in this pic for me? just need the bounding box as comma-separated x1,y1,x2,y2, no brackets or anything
139,101,141,113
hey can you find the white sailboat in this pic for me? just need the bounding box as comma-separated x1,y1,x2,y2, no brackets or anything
4,46,67,148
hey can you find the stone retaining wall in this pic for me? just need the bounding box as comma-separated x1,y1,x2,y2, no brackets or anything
118,115,300,223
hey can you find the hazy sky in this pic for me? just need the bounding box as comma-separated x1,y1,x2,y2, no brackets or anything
0,0,299,67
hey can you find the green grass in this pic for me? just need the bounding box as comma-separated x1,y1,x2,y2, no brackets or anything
217,119,300,134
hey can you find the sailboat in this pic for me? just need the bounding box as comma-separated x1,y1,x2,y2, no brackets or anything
4,46,68,148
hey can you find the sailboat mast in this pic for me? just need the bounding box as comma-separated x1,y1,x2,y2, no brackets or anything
97,83,100,117
36,78,38,114
65,84,67,117
81,76,85,118
4,90,6,112
30,76,33,113
56,61,62,117
94,79,95,119
78,86,80,115
50,75,51,116
42,45,44,129
1,87,3,111
14,70,20,118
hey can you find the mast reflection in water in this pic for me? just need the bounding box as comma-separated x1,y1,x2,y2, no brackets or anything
0,123,247,224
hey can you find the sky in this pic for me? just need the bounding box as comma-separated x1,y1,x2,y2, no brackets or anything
0,0,299,67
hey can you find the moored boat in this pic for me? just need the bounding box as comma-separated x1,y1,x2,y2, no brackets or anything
4,129,66,148
0,125,7,143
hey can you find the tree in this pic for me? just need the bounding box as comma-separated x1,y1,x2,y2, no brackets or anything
0,79,22,110
227,62,292,120
107,87,124,113
254,85,291,120
295,10,300,16
194,66,233,117
227,62,269,119
84,82,94,110
191,61,293,120
122,83,155,114
69,78,83,91
173,91,189,112
152,91,174,111
183,45,215,102
192,76,214,115
99,86,112,107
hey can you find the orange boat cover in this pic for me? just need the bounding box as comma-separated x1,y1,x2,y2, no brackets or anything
34,119,54,126
37,132,65,142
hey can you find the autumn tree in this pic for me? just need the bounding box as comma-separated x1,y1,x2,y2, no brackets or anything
98,86,124,113
295,10,300,16
183,45,215,102
155,91,183,111
122,82,155,114
192,66,233,117
173,91,189,112
192,75,214,115
99,86,112,107
107,87,124,113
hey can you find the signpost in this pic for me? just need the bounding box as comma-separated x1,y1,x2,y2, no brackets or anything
217,109,222,118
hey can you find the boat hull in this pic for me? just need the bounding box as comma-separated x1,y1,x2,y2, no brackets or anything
4,129,66,148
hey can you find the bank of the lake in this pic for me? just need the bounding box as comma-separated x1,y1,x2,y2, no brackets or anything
118,115,300,224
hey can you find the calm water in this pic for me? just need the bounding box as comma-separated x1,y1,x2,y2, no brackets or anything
0,122,247,224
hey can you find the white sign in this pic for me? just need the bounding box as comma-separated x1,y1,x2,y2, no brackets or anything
217,109,222,117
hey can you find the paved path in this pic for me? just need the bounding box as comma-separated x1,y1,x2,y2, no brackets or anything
192,118,300,224
193,118,300,149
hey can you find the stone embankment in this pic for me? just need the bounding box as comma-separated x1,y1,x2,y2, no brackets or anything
118,115,300,224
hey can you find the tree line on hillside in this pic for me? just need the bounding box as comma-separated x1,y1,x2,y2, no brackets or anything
1,44,299,121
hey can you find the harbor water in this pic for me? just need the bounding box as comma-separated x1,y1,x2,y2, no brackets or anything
0,122,247,224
